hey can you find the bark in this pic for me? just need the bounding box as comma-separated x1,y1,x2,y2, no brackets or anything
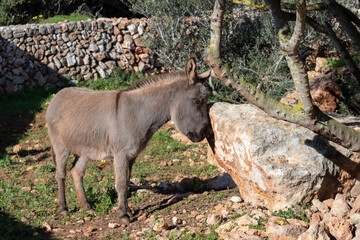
265,0,314,119
205,0,360,151
341,5,360,28
322,0,360,52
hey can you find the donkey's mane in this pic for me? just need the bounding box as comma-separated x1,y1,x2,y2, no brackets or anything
133,71,186,90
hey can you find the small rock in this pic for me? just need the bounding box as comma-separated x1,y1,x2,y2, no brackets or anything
83,232,92,237
138,212,148,221
330,194,350,218
236,214,258,226
298,222,330,240
153,220,169,232
323,198,334,209
108,222,120,229
159,161,167,166
22,186,32,192
42,222,52,231
172,216,182,225
21,217,29,223
315,57,329,73
206,173,237,190
312,199,329,214
230,196,243,203
266,222,307,240
351,181,360,198
87,226,96,232
13,144,22,153
286,219,309,228
350,213,360,225
207,214,223,225
327,216,353,240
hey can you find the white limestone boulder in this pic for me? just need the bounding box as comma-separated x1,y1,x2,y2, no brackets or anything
209,102,360,210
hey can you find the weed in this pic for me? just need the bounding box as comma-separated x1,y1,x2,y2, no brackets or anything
38,164,56,173
272,203,310,223
228,212,245,220
215,191,226,200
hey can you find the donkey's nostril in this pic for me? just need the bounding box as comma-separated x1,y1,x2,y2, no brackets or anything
186,132,194,140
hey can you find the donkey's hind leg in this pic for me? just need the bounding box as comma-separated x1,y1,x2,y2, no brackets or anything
53,143,70,214
71,155,93,212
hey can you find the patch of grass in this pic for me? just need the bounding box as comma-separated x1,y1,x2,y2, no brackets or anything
38,164,55,173
215,191,226,200
0,154,13,168
78,67,146,91
132,130,193,184
39,13,92,24
0,87,55,114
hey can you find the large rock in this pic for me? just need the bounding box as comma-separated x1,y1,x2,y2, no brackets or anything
209,102,360,211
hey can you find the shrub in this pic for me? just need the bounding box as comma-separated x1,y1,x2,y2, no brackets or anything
0,0,51,26
125,1,296,101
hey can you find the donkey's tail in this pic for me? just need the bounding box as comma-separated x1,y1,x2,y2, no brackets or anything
50,144,56,167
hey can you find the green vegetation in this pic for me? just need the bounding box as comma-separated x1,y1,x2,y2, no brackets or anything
0,88,54,114
78,67,145,90
325,54,360,68
272,203,310,223
126,0,295,102
39,13,92,24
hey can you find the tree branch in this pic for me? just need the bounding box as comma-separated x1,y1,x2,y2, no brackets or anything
232,0,326,11
265,0,315,119
322,0,360,52
206,0,360,151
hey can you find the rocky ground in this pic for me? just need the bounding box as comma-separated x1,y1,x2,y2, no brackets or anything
2,110,360,240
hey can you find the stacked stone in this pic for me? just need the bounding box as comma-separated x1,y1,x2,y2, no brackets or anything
0,17,160,93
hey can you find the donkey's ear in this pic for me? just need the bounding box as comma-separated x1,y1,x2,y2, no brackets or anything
185,57,197,85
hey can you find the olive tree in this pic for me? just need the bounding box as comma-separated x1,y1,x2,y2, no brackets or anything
205,0,360,151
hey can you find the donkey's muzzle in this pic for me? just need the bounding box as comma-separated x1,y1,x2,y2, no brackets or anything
186,127,206,143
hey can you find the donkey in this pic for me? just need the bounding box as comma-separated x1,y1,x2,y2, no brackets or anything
46,57,210,225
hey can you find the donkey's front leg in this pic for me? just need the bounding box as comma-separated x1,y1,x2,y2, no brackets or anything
113,152,131,225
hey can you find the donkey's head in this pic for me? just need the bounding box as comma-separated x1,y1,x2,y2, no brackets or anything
171,57,211,142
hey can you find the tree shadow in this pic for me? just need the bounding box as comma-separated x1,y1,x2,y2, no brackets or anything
0,34,61,163
127,172,236,222
0,211,54,240
0,89,54,161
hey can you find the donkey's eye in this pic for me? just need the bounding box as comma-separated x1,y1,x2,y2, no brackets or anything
193,98,201,105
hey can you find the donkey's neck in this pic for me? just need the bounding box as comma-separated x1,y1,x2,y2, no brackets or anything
124,80,182,133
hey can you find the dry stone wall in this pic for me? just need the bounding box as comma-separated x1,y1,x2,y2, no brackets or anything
0,18,161,94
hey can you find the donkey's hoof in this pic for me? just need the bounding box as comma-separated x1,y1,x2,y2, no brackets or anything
127,207,133,217
120,215,130,225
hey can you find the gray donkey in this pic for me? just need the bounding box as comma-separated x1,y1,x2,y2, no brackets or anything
46,57,211,225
